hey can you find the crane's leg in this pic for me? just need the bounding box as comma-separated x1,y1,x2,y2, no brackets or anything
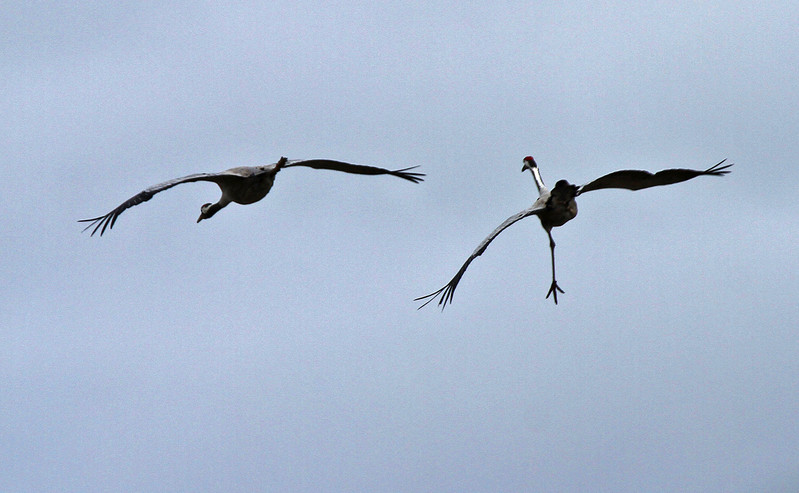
545,230,564,304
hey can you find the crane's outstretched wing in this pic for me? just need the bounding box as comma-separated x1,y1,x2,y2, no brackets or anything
577,159,732,195
283,159,424,183
416,204,546,310
78,172,238,236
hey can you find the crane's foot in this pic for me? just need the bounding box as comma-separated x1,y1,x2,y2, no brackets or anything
546,280,565,305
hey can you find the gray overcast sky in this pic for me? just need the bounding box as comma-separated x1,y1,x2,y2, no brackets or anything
3,1,798,491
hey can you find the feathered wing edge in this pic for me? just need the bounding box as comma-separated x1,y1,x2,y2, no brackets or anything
577,159,733,195
78,173,228,236
416,204,545,310
283,159,424,183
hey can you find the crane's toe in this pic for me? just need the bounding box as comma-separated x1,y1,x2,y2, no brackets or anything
546,281,565,304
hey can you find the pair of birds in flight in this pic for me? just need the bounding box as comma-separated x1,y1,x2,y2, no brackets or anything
80,155,732,308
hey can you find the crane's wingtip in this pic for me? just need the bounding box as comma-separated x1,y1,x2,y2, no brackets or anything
706,159,734,175
414,294,436,310
78,217,102,236
414,286,450,310
77,216,103,224
393,166,426,183
78,213,116,236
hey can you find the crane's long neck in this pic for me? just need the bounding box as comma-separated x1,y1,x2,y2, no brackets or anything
530,166,546,193
523,158,547,195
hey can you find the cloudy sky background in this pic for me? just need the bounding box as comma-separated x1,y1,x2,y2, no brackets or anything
3,1,798,491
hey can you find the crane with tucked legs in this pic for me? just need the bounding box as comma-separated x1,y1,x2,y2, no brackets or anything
416,156,732,309
79,157,423,236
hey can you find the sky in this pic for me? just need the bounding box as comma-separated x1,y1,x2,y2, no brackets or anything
2,1,798,491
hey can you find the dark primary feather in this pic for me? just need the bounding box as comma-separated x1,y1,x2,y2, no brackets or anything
415,204,545,309
78,172,234,236
283,159,425,183
577,159,732,195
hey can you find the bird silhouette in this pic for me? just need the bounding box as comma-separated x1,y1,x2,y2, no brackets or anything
416,156,732,308
79,157,423,236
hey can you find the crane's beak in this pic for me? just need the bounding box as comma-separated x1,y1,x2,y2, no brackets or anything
522,157,536,173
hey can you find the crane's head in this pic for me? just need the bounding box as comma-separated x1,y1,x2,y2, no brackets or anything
197,202,221,223
521,156,537,172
